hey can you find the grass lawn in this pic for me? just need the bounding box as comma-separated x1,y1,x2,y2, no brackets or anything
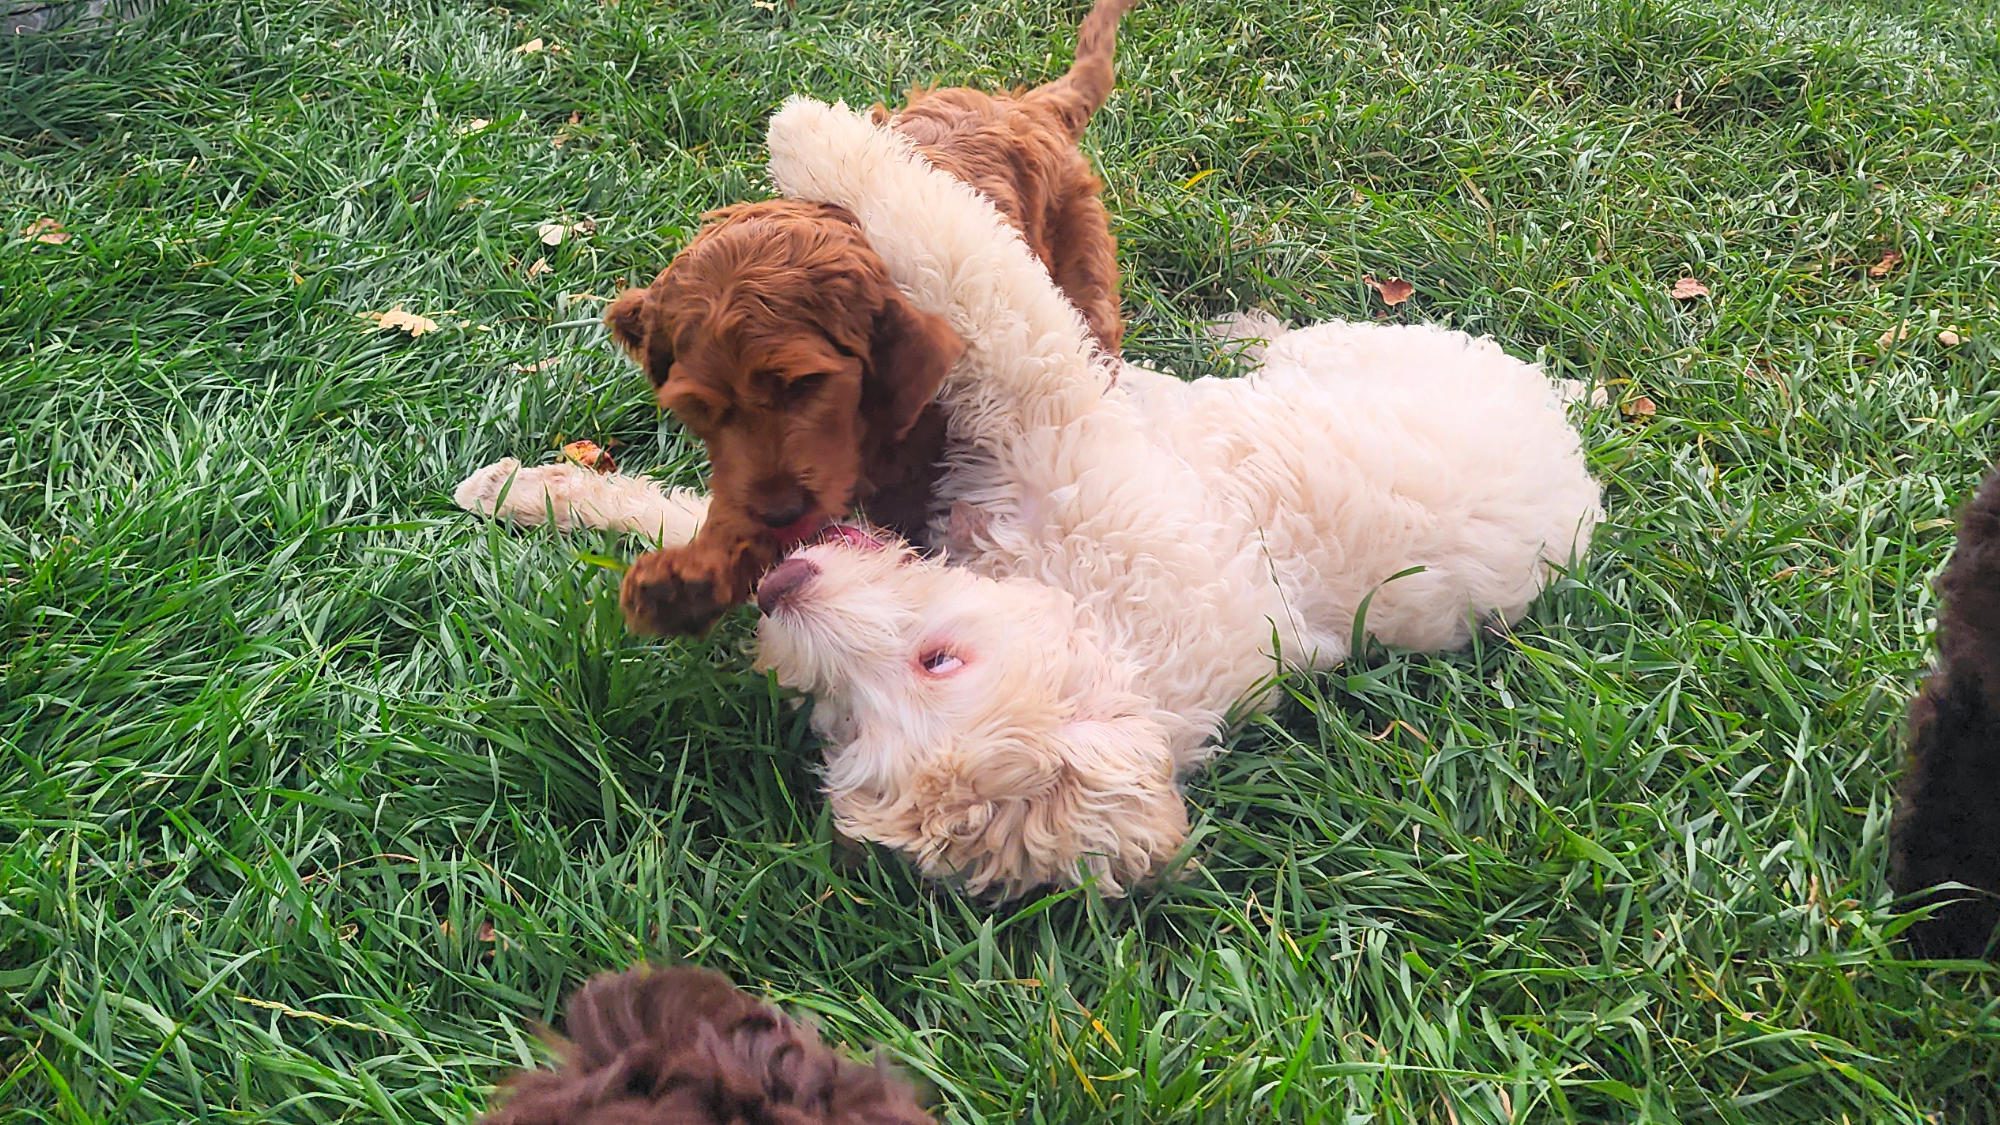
5,0,2000,1119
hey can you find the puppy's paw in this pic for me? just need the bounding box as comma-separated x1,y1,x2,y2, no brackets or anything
619,544,745,636
453,458,524,516
454,459,597,529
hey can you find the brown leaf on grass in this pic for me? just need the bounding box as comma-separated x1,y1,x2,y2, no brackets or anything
514,357,558,373
1877,321,1913,348
1669,277,1709,300
1866,249,1903,279
1622,395,1658,419
370,308,440,337
23,218,71,245
562,439,617,475
570,217,597,238
514,37,546,54
1363,275,1414,307
453,118,492,136
1939,328,1963,347
525,258,552,280
537,221,567,246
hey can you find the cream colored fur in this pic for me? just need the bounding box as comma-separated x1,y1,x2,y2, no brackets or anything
752,98,1603,897
451,100,1603,900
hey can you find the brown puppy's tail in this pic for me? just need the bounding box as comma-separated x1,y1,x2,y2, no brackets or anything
1027,0,1141,139
1890,461,2000,959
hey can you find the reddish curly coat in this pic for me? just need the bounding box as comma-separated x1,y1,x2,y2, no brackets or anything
604,0,1139,636
480,966,934,1125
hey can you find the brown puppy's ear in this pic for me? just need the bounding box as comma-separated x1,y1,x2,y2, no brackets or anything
869,102,893,126
605,287,650,363
866,289,964,440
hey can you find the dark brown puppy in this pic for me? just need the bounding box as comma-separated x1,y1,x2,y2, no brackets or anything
480,965,934,1124
1891,459,2000,959
606,0,1138,636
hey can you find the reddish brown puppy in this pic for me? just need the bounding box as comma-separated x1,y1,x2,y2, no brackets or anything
606,0,1138,636
480,965,933,1124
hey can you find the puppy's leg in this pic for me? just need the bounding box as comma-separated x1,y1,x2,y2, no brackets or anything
619,507,781,637
454,458,709,544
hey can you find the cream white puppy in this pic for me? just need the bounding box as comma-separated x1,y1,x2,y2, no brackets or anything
456,99,1602,899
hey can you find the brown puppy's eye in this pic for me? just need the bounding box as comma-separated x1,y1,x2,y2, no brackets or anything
783,372,829,405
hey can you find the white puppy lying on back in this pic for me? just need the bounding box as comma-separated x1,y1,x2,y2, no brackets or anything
457,99,1602,899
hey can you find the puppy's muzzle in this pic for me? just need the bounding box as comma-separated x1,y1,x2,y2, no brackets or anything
755,558,820,615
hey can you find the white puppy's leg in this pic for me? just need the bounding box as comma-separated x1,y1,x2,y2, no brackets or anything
453,458,709,545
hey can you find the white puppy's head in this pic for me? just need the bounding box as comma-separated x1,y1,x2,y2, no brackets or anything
752,527,1187,898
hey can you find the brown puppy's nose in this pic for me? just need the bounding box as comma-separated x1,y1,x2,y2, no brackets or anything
755,558,821,615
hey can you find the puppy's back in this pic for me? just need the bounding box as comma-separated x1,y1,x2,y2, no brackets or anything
1892,461,2000,958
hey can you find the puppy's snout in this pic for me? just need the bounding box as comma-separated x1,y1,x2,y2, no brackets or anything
755,482,812,529
756,558,821,615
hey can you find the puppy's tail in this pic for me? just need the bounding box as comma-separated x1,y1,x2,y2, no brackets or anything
1890,460,2000,958
1027,0,1140,140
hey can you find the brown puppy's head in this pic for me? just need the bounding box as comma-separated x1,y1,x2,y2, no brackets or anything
480,964,935,1124
606,201,963,541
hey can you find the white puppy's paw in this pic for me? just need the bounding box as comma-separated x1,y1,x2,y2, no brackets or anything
453,457,525,516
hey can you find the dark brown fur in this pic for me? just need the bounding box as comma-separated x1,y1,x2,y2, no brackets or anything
605,0,1138,636
1890,459,2000,959
480,966,934,1125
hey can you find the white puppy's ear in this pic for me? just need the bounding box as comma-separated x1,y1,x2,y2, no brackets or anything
834,714,1186,899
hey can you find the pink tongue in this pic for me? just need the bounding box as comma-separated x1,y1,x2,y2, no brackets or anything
774,514,824,545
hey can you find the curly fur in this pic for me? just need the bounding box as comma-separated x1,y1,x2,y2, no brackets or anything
598,0,1137,638
738,100,1603,897
452,102,1602,901
1890,460,2000,959
480,966,933,1124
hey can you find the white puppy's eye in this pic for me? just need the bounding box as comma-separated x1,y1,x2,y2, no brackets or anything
918,648,965,676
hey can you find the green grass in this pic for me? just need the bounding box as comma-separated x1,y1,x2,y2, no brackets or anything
3,0,1998,1118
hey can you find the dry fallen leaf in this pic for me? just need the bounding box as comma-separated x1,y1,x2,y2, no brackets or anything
570,217,597,238
1669,277,1709,300
1939,328,1963,347
24,218,71,245
537,221,567,246
454,118,492,136
1622,395,1658,419
372,308,440,337
1866,249,1903,279
515,357,558,373
525,258,552,279
514,37,546,54
562,439,617,474
1363,275,1415,307
1877,321,1913,348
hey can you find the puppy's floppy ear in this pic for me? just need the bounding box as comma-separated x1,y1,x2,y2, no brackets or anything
835,715,1186,898
605,287,651,363
865,288,964,441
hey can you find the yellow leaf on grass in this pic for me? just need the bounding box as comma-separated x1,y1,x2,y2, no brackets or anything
561,439,617,474
23,218,71,245
371,308,439,337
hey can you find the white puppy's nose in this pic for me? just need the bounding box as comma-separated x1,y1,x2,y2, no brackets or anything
755,558,821,616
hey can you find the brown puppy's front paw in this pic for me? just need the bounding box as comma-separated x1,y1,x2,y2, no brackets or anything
619,545,744,636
